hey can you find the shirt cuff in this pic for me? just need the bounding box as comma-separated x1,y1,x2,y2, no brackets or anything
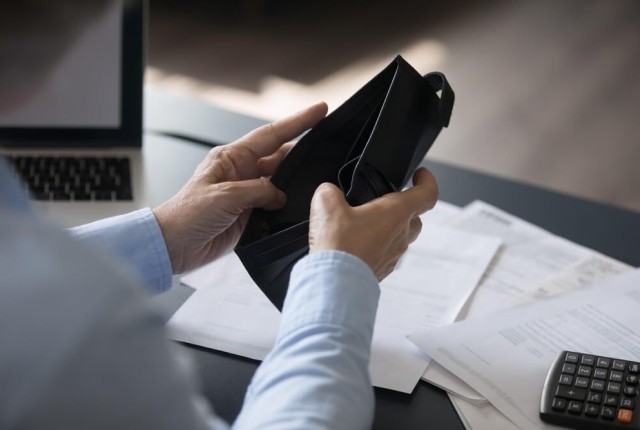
69,208,172,295
280,250,380,341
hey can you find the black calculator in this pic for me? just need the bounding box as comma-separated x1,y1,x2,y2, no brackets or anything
541,351,640,429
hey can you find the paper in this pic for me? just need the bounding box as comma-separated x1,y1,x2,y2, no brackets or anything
421,199,462,226
511,254,631,305
169,218,500,393
421,201,631,402
410,268,640,430
450,394,520,430
169,255,281,361
422,362,487,405
450,201,597,319
421,252,631,401
370,225,500,391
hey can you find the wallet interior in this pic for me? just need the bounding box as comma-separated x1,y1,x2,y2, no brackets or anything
241,84,389,243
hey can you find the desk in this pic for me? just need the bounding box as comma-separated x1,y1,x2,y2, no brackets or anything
145,87,640,429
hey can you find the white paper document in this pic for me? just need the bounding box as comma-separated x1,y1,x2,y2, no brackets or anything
170,255,281,360
420,201,632,404
370,225,500,391
421,199,462,226
423,361,488,405
450,201,603,319
169,219,500,393
451,394,520,430
512,254,631,305
410,268,640,430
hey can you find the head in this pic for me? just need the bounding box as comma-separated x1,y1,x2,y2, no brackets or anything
0,0,111,111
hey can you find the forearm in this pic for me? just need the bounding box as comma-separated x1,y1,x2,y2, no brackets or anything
69,208,172,295
234,251,380,430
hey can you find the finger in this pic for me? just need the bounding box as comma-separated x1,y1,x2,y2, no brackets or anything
236,102,328,159
408,216,422,244
212,178,287,213
256,142,295,177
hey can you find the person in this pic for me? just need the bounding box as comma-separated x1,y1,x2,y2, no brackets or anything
0,2,439,429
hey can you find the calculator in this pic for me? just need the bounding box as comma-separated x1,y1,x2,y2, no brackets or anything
541,351,640,429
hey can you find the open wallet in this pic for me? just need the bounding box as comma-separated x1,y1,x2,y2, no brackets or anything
235,55,454,310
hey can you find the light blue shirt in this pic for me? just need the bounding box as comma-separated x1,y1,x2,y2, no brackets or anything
0,158,380,429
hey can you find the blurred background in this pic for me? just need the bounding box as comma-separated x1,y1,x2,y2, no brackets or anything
146,0,640,213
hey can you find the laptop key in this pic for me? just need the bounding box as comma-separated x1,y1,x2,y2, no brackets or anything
94,191,113,201
32,191,51,201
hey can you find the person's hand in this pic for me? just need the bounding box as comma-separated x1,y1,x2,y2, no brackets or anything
308,168,438,280
153,102,328,274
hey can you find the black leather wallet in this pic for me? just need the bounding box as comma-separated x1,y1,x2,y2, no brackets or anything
235,55,454,310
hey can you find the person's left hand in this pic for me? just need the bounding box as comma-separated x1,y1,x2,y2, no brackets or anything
153,102,328,274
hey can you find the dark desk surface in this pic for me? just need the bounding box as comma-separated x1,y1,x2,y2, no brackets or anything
147,88,640,429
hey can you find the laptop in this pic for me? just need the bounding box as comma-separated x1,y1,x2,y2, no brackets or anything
0,0,146,227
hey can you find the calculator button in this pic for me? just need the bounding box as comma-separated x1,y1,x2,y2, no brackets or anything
559,374,573,386
587,392,602,403
609,370,624,382
607,382,622,394
618,408,633,424
597,357,611,368
551,397,567,411
562,363,576,374
594,368,608,379
624,387,637,397
575,377,589,388
584,404,599,417
627,375,639,385
568,401,583,414
577,366,591,377
612,360,626,371
565,352,579,363
621,398,634,409
556,386,587,401
629,363,640,374
581,355,595,366
604,395,619,406
590,380,605,392
602,406,616,419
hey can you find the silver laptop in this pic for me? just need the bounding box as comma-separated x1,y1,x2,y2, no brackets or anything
0,0,145,228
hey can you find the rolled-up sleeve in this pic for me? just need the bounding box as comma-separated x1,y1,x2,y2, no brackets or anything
69,208,172,295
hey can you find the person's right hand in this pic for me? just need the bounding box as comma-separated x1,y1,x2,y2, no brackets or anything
308,167,438,280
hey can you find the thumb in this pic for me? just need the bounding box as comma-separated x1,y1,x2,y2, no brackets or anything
310,182,349,217
309,182,349,254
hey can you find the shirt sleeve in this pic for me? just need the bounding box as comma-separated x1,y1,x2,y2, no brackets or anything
233,250,380,430
69,208,173,295
0,207,225,430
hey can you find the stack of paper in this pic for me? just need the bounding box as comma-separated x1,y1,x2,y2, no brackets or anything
168,200,501,393
410,269,640,429
417,201,632,429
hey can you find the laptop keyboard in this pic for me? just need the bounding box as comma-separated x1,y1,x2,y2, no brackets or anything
5,156,133,201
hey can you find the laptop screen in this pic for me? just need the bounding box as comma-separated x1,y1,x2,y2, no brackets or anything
0,0,143,148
